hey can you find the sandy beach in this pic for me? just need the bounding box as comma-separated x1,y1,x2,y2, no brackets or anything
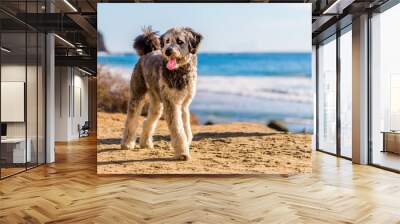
97,112,312,175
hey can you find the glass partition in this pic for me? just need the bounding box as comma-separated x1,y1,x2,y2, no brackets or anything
370,4,400,171
339,29,352,158
317,36,337,154
0,1,46,179
38,32,45,165
1,31,28,177
27,30,38,169
26,0,46,169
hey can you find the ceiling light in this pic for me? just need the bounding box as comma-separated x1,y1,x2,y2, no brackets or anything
1,47,11,53
54,34,75,48
63,0,78,12
76,48,84,55
323,0,341,14
323,0,354,15
78,67,93,76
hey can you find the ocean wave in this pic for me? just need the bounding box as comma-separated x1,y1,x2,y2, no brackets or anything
98,65,132,79
196,76,313,104
99,65,313,104
98,52,311,77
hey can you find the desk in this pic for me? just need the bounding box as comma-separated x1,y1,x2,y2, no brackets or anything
1,138,31,163
382,131,400,154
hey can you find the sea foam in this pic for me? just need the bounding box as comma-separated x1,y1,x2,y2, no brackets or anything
101,65,313,104
197,75,313,104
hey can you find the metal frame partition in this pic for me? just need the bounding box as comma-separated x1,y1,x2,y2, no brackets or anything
315,32,339,157
338,24,353,160
367,0,400,173
315,22,353,161
0,1,47,180
367,11,373,166
315,0,400,173
336,28,341,158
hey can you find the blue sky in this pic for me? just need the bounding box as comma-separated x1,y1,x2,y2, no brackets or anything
98,3,311,53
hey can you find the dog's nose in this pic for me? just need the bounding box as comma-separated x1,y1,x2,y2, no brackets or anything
165,48,173,56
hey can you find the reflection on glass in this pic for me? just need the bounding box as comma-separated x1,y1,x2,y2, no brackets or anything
318,37,337,154
390,75,400,130
371,4,400,171
1,31,27,177
0,1,47,179
26,0,41,169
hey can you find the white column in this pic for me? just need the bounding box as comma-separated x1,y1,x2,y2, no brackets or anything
46,33,55,163
352,14,369,164
54,67,73,141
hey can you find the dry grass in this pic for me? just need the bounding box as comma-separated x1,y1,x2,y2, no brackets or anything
97,66,130,113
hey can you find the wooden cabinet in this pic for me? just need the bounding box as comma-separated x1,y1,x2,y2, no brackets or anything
382,132,400,154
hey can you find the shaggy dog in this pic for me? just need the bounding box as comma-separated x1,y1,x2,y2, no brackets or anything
121,27,203,161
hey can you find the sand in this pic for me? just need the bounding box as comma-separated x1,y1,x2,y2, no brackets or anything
97,112,312,175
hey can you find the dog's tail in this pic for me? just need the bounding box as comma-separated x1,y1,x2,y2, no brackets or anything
133,26,160,56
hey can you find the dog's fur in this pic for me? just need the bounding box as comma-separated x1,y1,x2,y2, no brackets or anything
121,27,203,161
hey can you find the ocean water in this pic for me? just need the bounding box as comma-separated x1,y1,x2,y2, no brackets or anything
98,53,313,132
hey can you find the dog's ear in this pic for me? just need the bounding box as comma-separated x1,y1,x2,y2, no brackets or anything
184,27,203,54
159,34,165,48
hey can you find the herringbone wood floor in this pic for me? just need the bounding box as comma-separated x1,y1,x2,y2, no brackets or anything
1,135,400,224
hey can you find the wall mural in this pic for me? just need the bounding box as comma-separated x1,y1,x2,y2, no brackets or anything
97,3,313,175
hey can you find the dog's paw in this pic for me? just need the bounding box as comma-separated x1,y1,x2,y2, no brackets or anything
139,139,154,149
140,143,154,150
121,142,135,150
189,134,193,143
177,154,190,161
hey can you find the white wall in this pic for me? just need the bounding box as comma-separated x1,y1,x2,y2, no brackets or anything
54,67,89,141
1,65,35,138
72,73,89,138
1,63,46,164
55,66,69,141
1,65,25,136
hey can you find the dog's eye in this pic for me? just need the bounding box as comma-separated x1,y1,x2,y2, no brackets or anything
177,39,184,45
165,39,170,44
